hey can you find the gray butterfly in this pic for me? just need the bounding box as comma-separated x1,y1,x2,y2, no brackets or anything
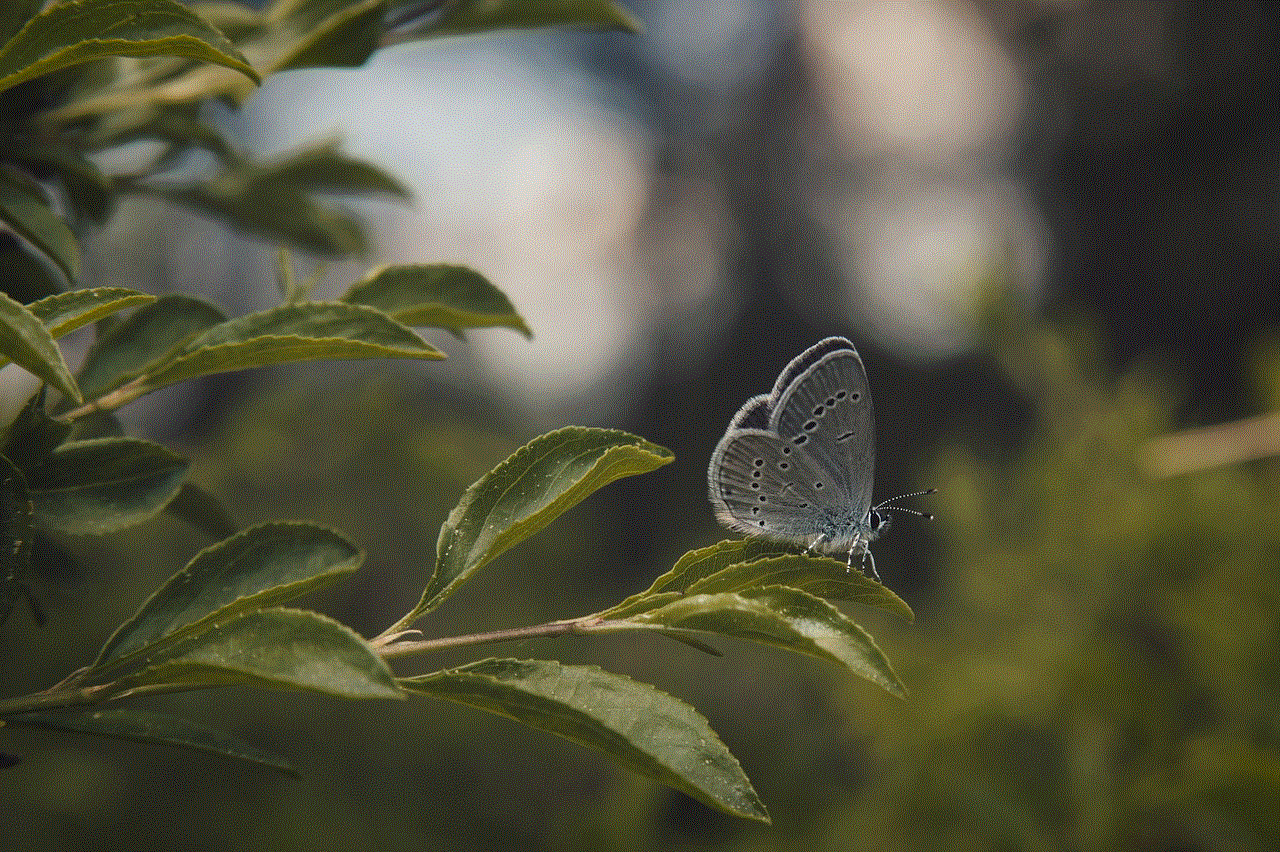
707,337,931,579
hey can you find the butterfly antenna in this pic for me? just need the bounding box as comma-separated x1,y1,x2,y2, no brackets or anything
874,488,937,520
880,505,933,520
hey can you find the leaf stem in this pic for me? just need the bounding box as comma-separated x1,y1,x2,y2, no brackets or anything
372,617,612,659
62,376,150,420
0,682,115,716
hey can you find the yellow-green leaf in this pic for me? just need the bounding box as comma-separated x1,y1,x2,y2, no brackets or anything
343,264,532,338
2,708,297,775
139,301,444,391
0,0,260,95
23,437,187,534
23,287,155,340
93,522,362,671
116,608,402,699
629,586,907,697
417,0,641,39
76,294,226,398
401,658,768,822
0,170,80,283
402,427,673,625
600,539,913,621
0,291,82,404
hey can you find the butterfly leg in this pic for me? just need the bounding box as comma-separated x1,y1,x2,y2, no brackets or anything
861,547,880,582
805,534,828,556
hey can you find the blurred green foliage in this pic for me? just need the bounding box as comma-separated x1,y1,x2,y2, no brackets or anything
9,295,1275,850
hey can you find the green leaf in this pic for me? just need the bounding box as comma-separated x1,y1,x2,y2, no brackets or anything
0,0,260,96
249,141,409,199
151,143,405,257
274,249,304,304
0,171,80,285
401,658,768,822
93,521,361,670
198,0,386,76
39,1,383,122
0,291,82,404
139,301,444,391
628,587,907,698
1,707,297,775
23,437,188,534
164,480,238,540
0,455,35,626
266,0,386,72
601,540,913,621
160,183,366,256
416,0,641,39
0,232,65,303
76,294,226,398
3,143,116,225
116,607,402,699
406,427,674,624
0,387,72,471
22,287,155,341
0,0,44,46
67,410,123,440
343,264,532,338
82,107,236,162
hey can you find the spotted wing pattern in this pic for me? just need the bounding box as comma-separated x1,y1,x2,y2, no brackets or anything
707,337,875,547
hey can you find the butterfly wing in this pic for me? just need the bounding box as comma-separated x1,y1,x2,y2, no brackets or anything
768,337,874,517
707,427,844,543
708,337,876,545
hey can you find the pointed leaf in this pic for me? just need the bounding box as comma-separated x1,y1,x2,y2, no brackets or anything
0,0,260,95
0,291,82,404
686,555,913,618
117,608,401,699
163,480,238,540
601,540,912,621
343,264,531,338
0,171,80,282
5,143,116,225
2,708,297,775
0,387,72,470
139,301,444,391
94,522,361,670
252,142,409,198
267,0,385,72
274,249,305,304
76,294,226,398
24,287,155,340
410,428,673,622
158,181,368,257
68,410,124,440
23,437,188,534
416,0,641,39
0,1,45,46
0,231,65,303
401,658,768,822
629,587,907,698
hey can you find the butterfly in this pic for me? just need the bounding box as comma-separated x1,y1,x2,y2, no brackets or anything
707,337,932,580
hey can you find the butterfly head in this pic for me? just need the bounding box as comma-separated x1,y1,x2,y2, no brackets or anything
868,508,889,536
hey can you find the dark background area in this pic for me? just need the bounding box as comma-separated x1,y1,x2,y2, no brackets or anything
4,3,1278,850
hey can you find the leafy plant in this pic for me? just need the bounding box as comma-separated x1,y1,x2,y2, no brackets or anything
0,0,911,822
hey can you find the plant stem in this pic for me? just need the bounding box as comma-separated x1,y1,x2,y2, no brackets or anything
373,617,610,659
62,376,150,420
0,682,115,717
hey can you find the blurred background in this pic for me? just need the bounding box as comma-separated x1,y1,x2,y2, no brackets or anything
4,1,1279,850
